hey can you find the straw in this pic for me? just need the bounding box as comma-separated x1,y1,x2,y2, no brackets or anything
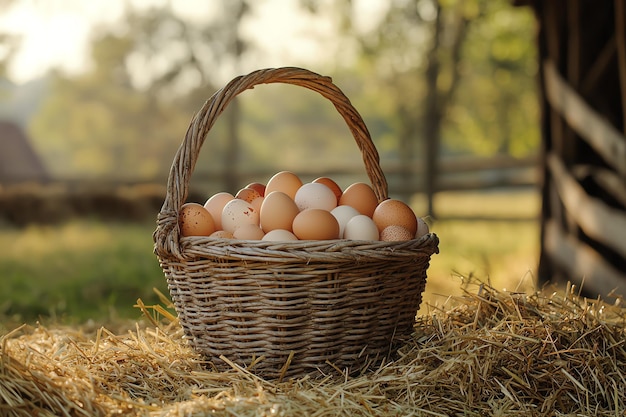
2,280,624,416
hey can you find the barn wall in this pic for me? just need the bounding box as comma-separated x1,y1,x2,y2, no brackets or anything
524,0,626,298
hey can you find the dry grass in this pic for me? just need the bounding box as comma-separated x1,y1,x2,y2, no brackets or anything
2,281,625,417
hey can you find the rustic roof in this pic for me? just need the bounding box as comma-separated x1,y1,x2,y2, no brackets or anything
0,120,49,183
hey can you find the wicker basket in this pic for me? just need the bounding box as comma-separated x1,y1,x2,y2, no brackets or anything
153,67,439,379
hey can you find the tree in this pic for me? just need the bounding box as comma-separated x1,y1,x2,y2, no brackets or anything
28,0,252,184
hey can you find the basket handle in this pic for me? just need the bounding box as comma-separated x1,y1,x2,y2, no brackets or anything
154,67,388,259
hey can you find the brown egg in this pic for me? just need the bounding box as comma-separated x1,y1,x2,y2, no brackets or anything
260,191,300,233
338,182,379,217
380,225,414,242
372,199,418,236
204,192,234,230
292,208,340,240
265,171,303,200
233,224,265,240
250,196,264,213
179,202,216,237
245,182,266,197
312,177,342,204
235,187,262,203
210,230,234,239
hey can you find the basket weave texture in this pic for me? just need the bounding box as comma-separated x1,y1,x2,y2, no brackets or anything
153,67,440,379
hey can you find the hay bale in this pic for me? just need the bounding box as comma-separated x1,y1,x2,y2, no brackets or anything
1,283,624,416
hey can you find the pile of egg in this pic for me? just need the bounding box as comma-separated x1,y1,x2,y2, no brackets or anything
179,171,429,242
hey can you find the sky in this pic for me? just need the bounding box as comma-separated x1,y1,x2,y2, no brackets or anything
0,0,387,85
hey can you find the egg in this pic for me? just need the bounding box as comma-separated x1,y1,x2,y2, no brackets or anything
330,205,360,238
260,191,300,233
250,196,264,213
416,217,430,238
204,192,234,230
294,182,338,211
221,198,260,233
372,199,418,236
380,225,414,242
292,208,340,240
245,182,266,197
179,202,216,236
210,230,234,239
235,187,262,203
344,214,379,241
312,177,342,204
262,229,299,241
233,224,265,240
338,182,379,217
265,171,303,200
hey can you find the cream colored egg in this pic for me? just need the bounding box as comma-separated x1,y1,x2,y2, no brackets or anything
262,229,299,241
221,198,260,233
331,205,360,238
294,182,338,211
312,177,342,204
344,214,379,241
204,192,234,230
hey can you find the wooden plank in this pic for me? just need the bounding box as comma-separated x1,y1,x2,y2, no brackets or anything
581,36,616,97
615,0,626,133
572,165,626,207
547,152,626,259
544,60,626,178
545,219,626,298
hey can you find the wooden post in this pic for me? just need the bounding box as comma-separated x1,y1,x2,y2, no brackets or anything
615,0,626,134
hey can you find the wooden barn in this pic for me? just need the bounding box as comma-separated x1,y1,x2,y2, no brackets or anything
0,120,49,184
517,1,626,298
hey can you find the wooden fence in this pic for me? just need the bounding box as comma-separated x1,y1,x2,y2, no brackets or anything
0,153,539,225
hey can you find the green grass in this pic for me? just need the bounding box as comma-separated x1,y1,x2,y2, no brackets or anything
0,220,168,324
0,189,541,325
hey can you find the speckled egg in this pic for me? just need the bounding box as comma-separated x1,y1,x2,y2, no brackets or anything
179,202,216,237
221,198,260,233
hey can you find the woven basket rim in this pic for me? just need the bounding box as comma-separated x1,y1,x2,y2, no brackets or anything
178,233,440,262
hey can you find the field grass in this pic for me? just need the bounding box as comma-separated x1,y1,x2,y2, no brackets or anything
0,189,541,325
417,189,541,313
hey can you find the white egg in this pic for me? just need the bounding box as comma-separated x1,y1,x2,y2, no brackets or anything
294,182,338,211
331,205,360,238
344,214,379,241
221,198,260,233
416,217,430,238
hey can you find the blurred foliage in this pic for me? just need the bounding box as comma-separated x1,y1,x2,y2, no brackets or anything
21,0,538,182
